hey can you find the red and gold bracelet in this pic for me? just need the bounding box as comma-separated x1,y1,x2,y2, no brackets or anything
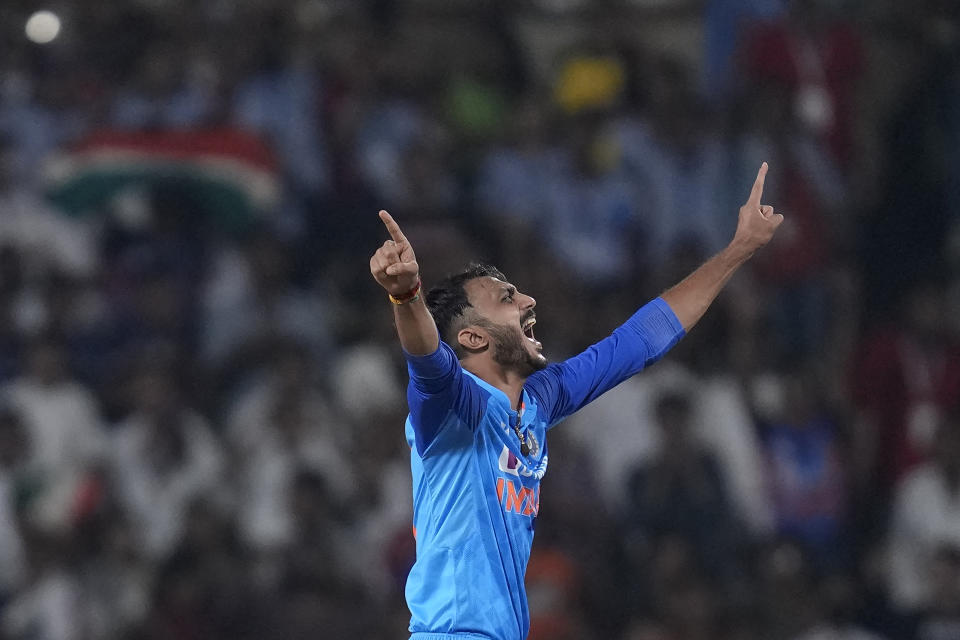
389,279,422,305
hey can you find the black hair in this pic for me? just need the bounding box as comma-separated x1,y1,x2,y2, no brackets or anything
425,262,507,358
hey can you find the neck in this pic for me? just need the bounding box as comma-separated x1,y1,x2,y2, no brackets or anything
463,358,527,409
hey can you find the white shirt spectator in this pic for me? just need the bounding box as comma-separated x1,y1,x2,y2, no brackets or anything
4,377,106,478
200,243,332,367
111,410,224,559
329,343,404,426
888,463,960,610
2,568,82,640
339,455,413,603
566,360,773,535
228,377,354,550
0,188,99,280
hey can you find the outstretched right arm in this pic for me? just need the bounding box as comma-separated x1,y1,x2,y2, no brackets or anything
370,210,484,454
370,209,439,356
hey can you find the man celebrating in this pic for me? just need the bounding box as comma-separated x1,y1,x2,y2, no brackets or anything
370,163,782,639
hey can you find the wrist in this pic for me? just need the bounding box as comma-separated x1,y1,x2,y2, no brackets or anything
389,279,422,305
724,239,755,264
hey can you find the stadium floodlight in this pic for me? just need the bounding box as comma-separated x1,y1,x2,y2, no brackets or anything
25,10,61,45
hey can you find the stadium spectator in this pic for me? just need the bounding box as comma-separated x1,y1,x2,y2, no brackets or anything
0,406,29,599
227,342,354,550
1,528,82,640
609,56,730,271
727,74,845,361
0,136,98,281
887,405,960,612
3,337,107,532
624,390,743,583
909,545,960,640
757,363,850,571
200,229,332,380
738,0,865,171
110,359,224,559
851,278,960,529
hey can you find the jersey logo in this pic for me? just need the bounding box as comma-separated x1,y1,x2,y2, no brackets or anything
497,445,548,479
496,477,539,516
526,430,540,456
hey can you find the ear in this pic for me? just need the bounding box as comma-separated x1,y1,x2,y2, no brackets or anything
456,325,489,353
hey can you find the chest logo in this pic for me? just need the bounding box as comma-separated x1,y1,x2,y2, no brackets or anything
526,430,540,457
497,445,548,480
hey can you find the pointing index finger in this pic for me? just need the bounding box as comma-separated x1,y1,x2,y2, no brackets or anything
379,210,407,245
747,162,768,207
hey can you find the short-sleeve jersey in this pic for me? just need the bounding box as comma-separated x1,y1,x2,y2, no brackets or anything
404,297,684,639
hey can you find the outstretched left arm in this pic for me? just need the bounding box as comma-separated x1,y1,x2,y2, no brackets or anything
526,163,783,425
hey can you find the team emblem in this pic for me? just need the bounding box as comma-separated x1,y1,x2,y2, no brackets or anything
525,430,540,457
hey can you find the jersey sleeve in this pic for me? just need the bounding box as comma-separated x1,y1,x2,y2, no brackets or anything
404,340,488,456
525,297,684,427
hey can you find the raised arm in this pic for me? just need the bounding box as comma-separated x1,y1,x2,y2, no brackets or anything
370,210,439,356
661,162,783,331
370,211,486,454
526,163,783,426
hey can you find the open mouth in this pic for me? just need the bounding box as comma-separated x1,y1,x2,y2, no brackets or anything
521,316,542,351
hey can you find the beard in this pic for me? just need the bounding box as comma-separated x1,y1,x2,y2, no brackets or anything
484,321,547,377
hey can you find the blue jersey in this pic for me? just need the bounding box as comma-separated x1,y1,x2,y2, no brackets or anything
403,297,684,640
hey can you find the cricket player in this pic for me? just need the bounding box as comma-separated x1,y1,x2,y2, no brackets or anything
370,163,782,639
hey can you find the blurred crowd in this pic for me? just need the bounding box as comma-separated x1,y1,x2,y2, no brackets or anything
1,0,960,638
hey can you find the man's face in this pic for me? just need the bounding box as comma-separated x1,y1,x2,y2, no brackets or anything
463,276,547,376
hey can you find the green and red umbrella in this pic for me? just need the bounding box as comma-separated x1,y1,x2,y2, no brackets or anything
43,128,280,231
